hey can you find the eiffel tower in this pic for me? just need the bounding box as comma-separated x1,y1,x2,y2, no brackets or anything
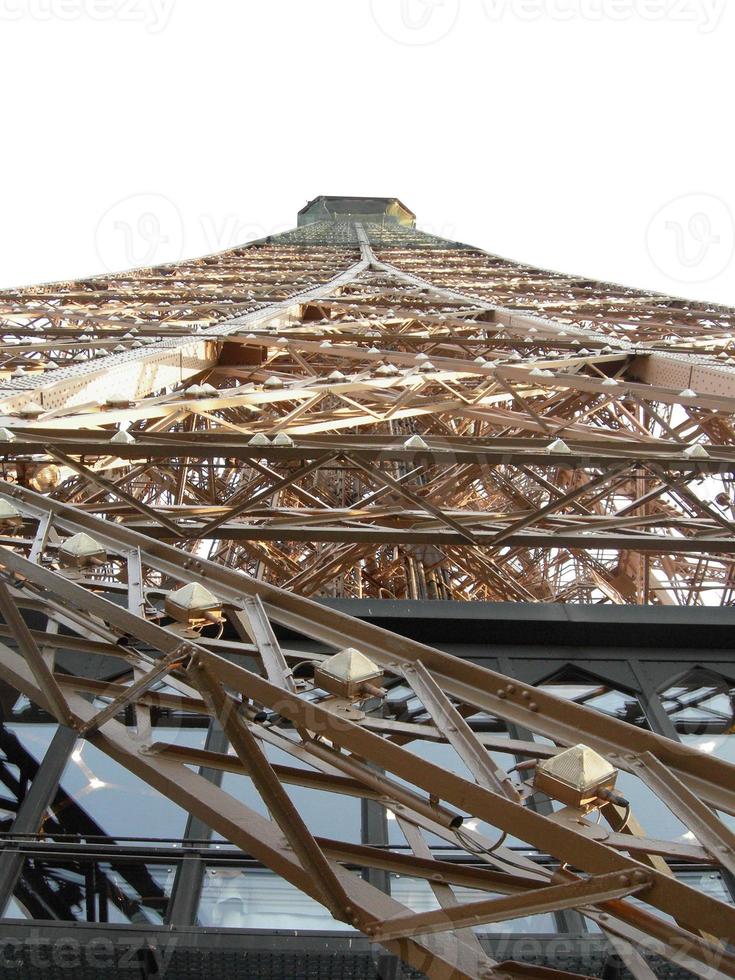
3,194,735,604
0,196,732,978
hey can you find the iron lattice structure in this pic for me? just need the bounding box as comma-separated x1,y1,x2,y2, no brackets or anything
2,214,735,603
0,200,733,978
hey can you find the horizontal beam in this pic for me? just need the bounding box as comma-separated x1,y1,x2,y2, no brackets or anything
117,519,735,555
4,434,734,468
372,870,653,941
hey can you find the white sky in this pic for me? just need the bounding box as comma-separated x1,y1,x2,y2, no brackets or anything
0,1,733,306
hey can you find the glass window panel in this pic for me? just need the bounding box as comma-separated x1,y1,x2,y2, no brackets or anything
614,770,688,842
3,897,25,919
660,671,735,737
0,722,60,831
680,734,735,833
4,723,57,765
5,859,176,923
389,875,556,933
662,672,735,833
198,866,355,930
58,728,207,842
7,694,57,724
682,731,735,766
538,674,649,728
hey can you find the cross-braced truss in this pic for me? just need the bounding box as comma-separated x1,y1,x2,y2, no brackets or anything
0,211,734,977
2,219,735,604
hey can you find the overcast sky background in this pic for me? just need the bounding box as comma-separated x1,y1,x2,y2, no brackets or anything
0,1,732,306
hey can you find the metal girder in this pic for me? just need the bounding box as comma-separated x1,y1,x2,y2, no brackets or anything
0,578,73,727
372,870,654,941
401,661,521,803
78,646,190,736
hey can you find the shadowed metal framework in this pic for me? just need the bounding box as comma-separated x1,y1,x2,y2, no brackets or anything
0,201,733,978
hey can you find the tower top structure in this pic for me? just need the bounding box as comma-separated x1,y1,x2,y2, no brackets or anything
298,194,415,227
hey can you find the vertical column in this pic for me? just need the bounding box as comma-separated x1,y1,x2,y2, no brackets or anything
361,791,390,894
167,721,228,926
361,702,390,894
